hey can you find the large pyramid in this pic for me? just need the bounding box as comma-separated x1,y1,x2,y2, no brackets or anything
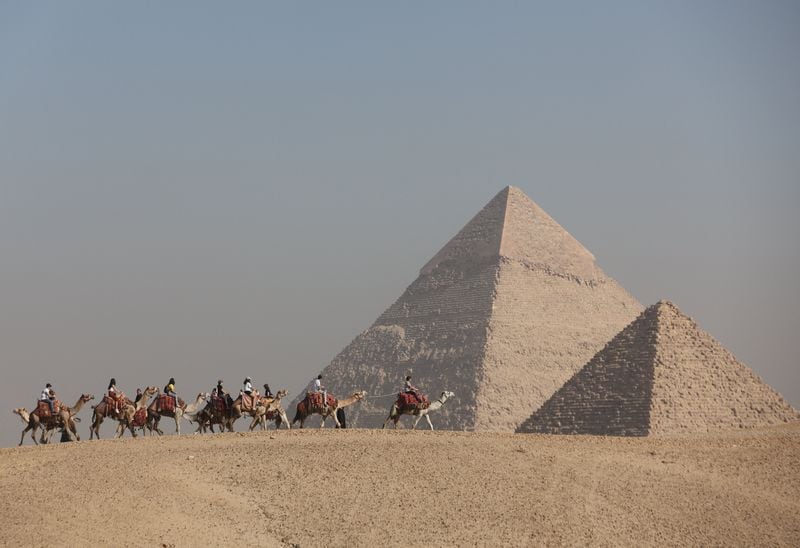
295,186,642,431
516,301,799,435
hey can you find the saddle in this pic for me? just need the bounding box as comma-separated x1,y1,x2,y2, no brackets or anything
36,400,62,418
241,393,258,411
306,392,336,409
132,407,148,428
211,395,227,412
396,392,429,410
157,395,183,413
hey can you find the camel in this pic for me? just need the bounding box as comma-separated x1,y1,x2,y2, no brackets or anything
147,392,206,436
15,407,83,444
114,386,159,438
89,389,135,440
292,390,367,429
13,408,44,443
19,394,94,446
249,389,290,431
229,389,270,427
382,391,455,430
194,400,231,434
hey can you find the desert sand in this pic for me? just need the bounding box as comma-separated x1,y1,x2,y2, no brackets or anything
1,425,798,547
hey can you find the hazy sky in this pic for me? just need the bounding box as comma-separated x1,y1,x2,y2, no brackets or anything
1,2,798,447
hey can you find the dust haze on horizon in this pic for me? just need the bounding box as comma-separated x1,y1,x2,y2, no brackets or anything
1,2,798,447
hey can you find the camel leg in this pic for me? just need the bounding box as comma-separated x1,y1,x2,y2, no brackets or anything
412,413,423,430
90,417,102,440
65,421,77,442
152,416,163,436
425,414,434,431
20,425,33,446
175,414,181,435
332,410,341,428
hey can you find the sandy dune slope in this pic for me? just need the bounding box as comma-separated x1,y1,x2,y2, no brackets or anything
1,426,798,547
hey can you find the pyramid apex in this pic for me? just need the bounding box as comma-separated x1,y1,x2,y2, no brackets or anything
650,300,688,323
420,186,604,281
649,299,680,313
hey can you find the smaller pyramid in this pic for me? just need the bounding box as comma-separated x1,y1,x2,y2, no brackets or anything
516,301,799,436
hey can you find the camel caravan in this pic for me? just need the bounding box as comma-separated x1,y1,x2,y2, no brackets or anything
14,374,454,446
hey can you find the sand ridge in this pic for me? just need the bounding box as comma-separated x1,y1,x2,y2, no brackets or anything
1,426,799,547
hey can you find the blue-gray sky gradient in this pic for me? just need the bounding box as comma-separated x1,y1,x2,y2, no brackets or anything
1,2,798,446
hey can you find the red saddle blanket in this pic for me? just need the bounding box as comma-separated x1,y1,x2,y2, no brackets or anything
396,392,429,409
241,393,260,410
306,393,336,409
211,396,227,412
157,395,183,413
103,394,128,413
132,408,148,427
36,400,62,418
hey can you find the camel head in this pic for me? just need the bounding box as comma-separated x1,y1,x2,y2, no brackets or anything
80,394,95,403
144,386,159,397
439,391,455,402
12,408,27,417
352,390,367,400
275,389,289,399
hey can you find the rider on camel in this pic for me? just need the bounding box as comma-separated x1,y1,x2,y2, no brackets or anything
242,377,255,409
216,379,232,409
164,378,177,408
404,375,422,404
309,374,327,412
40,383,55,414
263,383,273,399
108,378,121,414
134,388,143,404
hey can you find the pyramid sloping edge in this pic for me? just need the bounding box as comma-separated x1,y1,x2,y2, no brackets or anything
514,303,659,436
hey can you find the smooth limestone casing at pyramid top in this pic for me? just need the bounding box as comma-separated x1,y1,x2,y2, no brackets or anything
516,301,799,435
290,186,643,431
